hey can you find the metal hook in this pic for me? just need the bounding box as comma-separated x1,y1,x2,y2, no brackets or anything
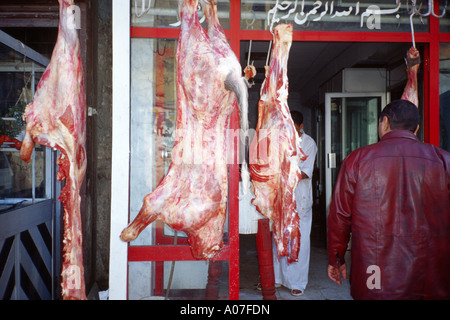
268,0,280,35
266,40,272,67
247,40,253,67
409,0,447,48
135,0,152,18
410,11,417,48
408,0,424,48
409,0,447,18
154,41,167,56
431,0,447,18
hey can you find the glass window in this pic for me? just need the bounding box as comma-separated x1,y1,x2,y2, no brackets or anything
129,38,178,246
129,37,230,243
131,0,230,29
439,2,450,32
0,38,53,212
128,260,229,300
440,43,450,152
241,0,428,32
128,37,231,299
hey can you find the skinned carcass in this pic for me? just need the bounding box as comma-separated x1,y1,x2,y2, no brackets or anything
120,0,249,260
20,0,87,300
249,24,306,263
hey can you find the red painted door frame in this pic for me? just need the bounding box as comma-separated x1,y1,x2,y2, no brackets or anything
127,0,445,300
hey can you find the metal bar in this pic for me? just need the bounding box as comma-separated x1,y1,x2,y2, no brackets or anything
14,234,19,300
19,240,51,300
0,200,53,240
31,62,36,203
228,0,241,301
425,11,441,146
0,29,50,67
238,29,435,42
28,226,52,274
128,245,230,262
131,26,180,38
131,26,437,43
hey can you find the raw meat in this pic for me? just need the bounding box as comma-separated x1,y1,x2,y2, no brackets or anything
0,135,22,150
249,24,306,263
20,0,87,300
401,46,420,107
120,0,249,260
200,0,250,191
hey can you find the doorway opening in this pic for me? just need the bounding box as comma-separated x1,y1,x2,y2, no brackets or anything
238,41,424,291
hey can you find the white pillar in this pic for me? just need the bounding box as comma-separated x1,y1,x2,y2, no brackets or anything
109,0,130,300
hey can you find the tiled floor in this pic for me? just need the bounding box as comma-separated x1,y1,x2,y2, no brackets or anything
238,234,353,300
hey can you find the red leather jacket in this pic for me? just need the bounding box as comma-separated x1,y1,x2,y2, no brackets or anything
327,130,450,300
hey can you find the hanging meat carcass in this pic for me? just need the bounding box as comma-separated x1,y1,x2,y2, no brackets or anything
120,0,249,260
20,0,87,300
401,46,420,107
249,24,306,263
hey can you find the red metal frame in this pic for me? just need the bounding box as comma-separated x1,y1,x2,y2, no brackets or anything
127,0,448,300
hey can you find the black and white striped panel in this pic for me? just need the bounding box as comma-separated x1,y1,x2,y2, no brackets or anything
0,222,52,300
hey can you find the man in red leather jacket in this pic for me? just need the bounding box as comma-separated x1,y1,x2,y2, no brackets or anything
327,99,450,299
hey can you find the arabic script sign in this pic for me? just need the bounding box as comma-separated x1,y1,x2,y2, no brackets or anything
267,0,403,31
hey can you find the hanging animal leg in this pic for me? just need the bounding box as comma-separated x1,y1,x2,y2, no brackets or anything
120,194,159,241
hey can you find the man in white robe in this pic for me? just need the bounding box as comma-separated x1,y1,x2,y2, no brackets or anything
272,110,317,296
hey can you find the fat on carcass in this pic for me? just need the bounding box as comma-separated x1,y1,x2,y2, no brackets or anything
20,0,87,300
402,47,420,107
120,0,249,260
200,0,250,192
249,24,307,263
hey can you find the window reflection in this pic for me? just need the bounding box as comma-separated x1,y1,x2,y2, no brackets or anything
129,38,178,246
131,0,230,29
0,39,51,212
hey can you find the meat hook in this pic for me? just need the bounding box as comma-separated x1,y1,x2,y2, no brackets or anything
153,41,167,56
429,0,447,18
266,40,272,67
134,0,152,18
409,8,418,48
247,40,253,67
408,0,447,19
408,0,423,48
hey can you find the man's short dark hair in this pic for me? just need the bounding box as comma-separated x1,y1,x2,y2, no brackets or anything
379,99,419,132
291,110,304,126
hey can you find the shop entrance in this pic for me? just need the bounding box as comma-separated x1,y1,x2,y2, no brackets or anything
238,40,423,298
324,93,387,218
240,41,422,246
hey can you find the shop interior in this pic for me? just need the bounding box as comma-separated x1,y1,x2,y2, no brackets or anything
237,40,422,299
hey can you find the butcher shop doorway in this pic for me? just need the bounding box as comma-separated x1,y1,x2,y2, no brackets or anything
110,0,438,300
240,40,424,246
